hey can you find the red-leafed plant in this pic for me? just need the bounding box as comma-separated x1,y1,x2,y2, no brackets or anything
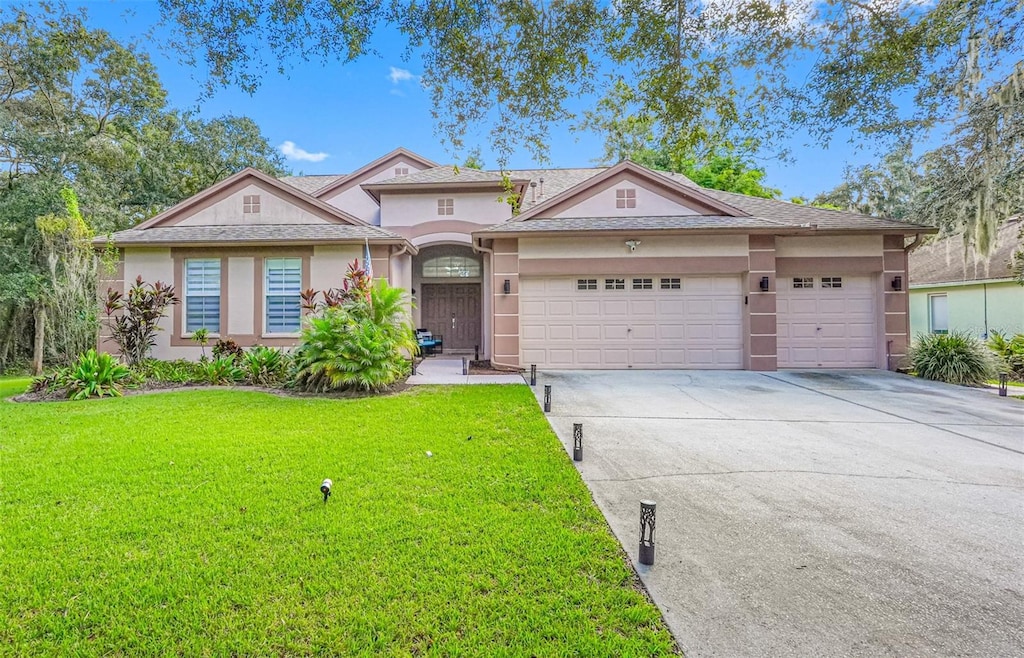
301,259,372,311
103,276,179,366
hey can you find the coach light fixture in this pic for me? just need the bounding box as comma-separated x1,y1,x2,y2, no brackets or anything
503,279,511,295
320,478,332,503
759,276,770,291
891,275,903,291
625,240,641,252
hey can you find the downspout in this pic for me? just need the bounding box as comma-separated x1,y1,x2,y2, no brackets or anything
474,237,521,371
983,283,989,338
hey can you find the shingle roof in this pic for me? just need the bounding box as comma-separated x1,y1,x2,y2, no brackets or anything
476,215,790,234
910,218,1022,285
505,168,607,209
280,174,347,194
368,165,512,186
103,223,406,246
695,186,927,231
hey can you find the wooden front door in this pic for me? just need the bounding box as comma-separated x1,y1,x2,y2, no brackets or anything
421,283,481,351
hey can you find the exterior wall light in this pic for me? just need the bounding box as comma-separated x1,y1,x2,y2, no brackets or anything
759,276,770,291
639,500,656,566
503,279,511,294
891,275,903,291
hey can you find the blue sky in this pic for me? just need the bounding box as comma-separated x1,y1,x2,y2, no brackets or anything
78,0,886,199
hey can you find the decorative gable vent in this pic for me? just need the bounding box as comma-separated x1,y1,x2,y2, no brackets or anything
395,166,409,176
243,195,261,214
437,198,454,215
615,188,636,209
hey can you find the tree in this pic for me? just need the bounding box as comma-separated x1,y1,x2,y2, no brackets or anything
0,4,288,372
156,0,1020,245
813,144,923,221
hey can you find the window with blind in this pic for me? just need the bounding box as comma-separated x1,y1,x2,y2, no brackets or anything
184,259,221,333
265,258,302,333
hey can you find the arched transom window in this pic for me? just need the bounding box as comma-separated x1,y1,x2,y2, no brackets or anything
422,255,481,278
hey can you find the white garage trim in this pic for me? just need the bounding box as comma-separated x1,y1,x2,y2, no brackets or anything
777,275,879,368
520,275,744,369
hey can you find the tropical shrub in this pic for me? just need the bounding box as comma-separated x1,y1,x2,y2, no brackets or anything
191,328,210,361
103,276,179,366
64,349,131,400
987,331,1024,379
202,357,244,385
293,260,416,393
242,346,289,386
212,337,245,362
132,358,206,384
911,331,994,385
29,367,71,393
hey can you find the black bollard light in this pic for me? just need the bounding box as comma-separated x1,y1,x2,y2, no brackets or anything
530,364,537,386
475,344,480,361
573,423,583,461
999,372,1008,397
320,478,333,504
543,385,551,412
639,500,656,566
462,357,469,375
411,359,417,375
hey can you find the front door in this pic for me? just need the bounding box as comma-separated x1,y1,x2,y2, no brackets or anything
421,283,481,351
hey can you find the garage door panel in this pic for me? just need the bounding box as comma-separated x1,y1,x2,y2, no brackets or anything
548,325,573,340
631,300,658,316
519,275,743,369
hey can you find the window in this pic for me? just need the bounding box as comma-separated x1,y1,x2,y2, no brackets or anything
243,194,260,214
632,278,653,290
577,279,597,290
421,255,480,278
660,278,681,289
821,277,842,288
394,167,409,176
605,278,625,290
929,294,949,334
265,258,302,334
792,277,814,289
437,198,454,215
184,259,220,333
615,188,637,208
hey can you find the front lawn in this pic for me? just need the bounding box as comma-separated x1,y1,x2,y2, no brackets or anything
0,385,675,655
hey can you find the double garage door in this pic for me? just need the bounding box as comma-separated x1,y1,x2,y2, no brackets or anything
520,275,744,369
520,274,880,370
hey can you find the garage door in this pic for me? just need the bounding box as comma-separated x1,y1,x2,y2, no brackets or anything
777,275,878,368
520,275,743,369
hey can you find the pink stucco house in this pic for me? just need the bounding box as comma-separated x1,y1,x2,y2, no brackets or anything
100,147,934,370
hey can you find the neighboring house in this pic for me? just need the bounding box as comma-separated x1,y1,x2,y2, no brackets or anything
99,147,935,371
908,218,1023,338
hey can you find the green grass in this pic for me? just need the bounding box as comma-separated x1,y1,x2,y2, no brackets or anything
0,385,676,656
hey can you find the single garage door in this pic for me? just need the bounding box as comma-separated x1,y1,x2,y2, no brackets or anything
777,275,878,368
520,275,743,369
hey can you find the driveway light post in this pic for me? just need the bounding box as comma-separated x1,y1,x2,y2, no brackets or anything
530,364,537,386
543,385,551,412
999,373,1008,397
639,500,656,566
462,357,468,375
573,423,583,461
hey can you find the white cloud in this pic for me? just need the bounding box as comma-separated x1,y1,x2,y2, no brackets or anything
388,66,416,84
389,88,406,97
278,140,329,163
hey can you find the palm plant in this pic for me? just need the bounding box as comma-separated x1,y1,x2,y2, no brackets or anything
292,277,416,393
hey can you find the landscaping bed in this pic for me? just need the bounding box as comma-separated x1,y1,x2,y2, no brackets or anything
0,384,677,655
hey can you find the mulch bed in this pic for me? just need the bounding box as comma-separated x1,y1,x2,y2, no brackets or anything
11,380,413,403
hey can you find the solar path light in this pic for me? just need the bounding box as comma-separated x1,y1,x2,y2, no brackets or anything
639,500,656,566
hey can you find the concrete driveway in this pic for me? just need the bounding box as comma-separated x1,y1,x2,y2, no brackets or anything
536,370,1023,657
